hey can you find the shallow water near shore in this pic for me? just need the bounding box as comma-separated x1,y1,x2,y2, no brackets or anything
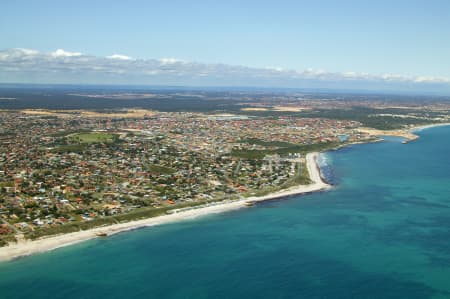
1,126,450,299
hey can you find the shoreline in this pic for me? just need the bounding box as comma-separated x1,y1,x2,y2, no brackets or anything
408,122,450,133
401,122,450,143
358,122,450,143
0,152,330,262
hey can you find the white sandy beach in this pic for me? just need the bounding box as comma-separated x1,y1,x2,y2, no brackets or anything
0,152,330,262
358,122,450,143
409,122,450,133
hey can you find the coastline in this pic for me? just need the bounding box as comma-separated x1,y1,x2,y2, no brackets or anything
358,122,450,143
409,122,450,133
0,152,330,262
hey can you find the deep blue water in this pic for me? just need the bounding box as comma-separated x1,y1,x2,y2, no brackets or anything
1,126,450,299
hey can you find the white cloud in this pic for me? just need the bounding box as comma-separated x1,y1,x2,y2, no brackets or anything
51,49,83,57
0,48,450,90
107,54,133,60
159,58,184,65
413,76,450,83
16,48,39,55
265,67,284,72
0,48,39,61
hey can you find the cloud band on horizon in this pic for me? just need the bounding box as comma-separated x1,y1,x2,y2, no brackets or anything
1,48,450,93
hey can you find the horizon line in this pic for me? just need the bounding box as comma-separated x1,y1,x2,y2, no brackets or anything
1,82,450,97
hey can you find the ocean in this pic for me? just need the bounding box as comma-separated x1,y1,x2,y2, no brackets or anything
1,126,449,299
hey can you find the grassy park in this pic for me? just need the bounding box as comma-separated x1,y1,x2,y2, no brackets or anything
67,132,119,144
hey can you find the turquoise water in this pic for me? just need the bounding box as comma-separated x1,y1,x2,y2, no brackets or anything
1,126,450,299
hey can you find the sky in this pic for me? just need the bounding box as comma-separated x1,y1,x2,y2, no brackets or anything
1,0,450,93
